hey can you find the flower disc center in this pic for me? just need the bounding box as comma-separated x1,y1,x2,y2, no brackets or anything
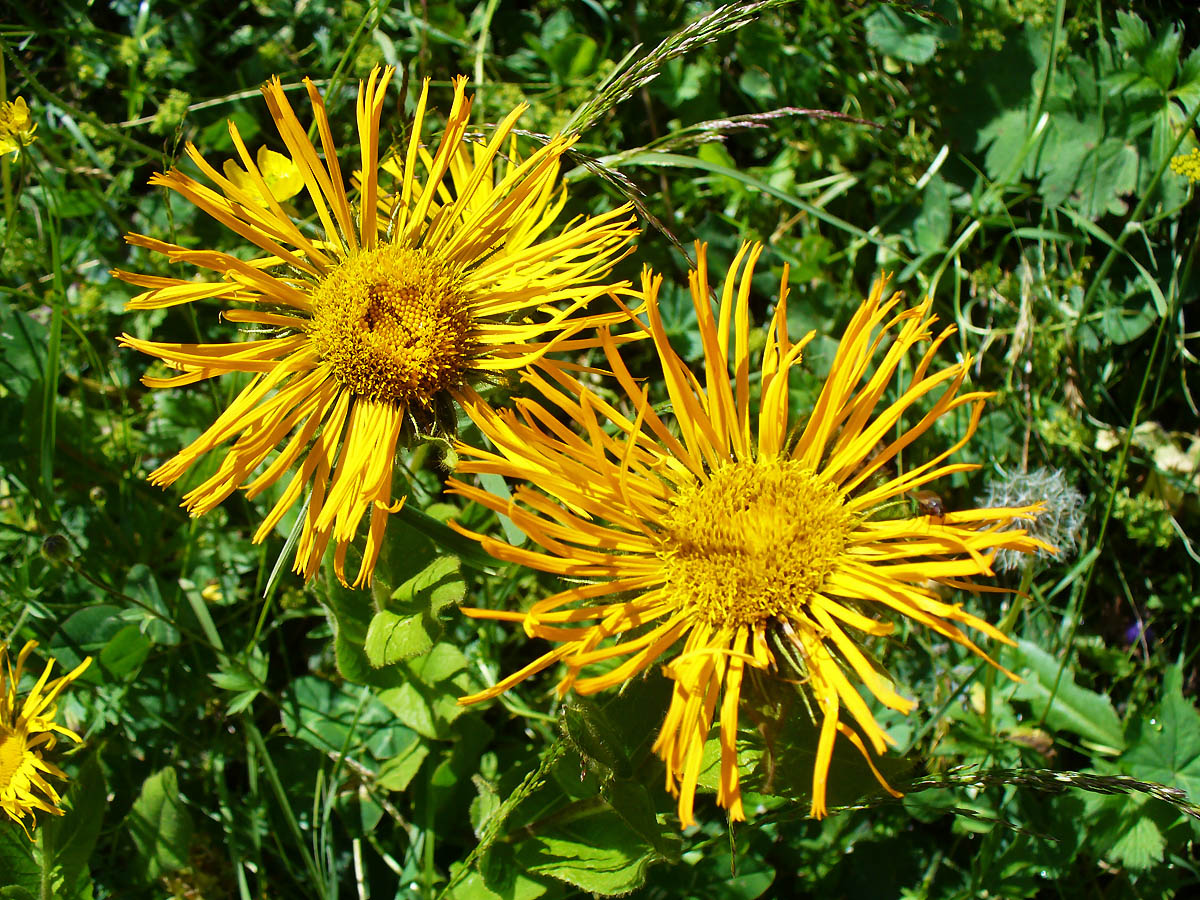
309,245,473,406
660,459,850,627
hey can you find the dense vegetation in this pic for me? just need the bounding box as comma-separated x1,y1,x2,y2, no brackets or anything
2,1,1199,897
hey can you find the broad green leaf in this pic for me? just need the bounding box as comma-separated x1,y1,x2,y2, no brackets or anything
864,6,938,64
601,779,679,859
376,740,430,793
978,107,1034,180
900,173,952,254
377,657,470,742
1074,137,1139,218
280,675,417,759
409,642,470,683
516,809,669,896
1109,809,1166,870
0,826,39,894
97,625,152,680
1122,663,1200,801
0,301,48,389
563,700,632,779
365,556,465,666
453,849,548,900
388,554,464,617
1099,300,1156,345
1082,792,1166,871
126,768,192,882
46,754,105,896
324,574,405,689
1009,640,1125,754
365,610,434,665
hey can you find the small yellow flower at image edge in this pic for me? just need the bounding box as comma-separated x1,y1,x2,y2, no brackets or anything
450,242,1055,826
114,67,639,587
1170,146,1200,183
1,641,92,839
0,96,38,157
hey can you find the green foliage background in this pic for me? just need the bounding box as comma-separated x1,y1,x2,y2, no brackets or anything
3,0,1200,897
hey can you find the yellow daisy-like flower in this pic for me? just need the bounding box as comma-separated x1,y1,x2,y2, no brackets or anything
1,641,91,839
0,96,38,157
450,242,1052,826
115,68,638,586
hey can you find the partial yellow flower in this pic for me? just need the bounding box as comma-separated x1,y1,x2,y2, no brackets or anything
114,67,638,586
1170,147,1200,183
222,145,304,206
1,641,91,839
0,96,38,157
450,242,1052,826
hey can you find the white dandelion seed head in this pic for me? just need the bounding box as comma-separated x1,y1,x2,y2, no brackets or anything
978,467,1086,572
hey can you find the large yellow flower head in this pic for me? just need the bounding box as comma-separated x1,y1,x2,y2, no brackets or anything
1,641,91,839
450,242,1052,826
115,68,638,586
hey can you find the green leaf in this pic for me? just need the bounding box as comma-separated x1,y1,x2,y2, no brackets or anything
376,740,430,793
978,107,1035,181
515,809,669,896
365,555,465,667
377,645,473,740
209,647,268,715
470,777,502,837
1176,45,1200,110
1122,663,1200,801
1108,807,1165,870
388,554,465,617
601,780,680,859
451,849,548,900
324,574,405,689
0,826,39,894
1113,11,1151,56
1074,137,1139,218
280,675,417,758
123,564,179,646
365,610,434,665
900,173,952,254
126,767,193,882
562,700,632,779
864,6,938,65
98,625,153,680
46,754,105,896
1082,792,1166,871
1099,299,1156,345
0,301,48,389
1113,11,1180,91
1009,640,1126,754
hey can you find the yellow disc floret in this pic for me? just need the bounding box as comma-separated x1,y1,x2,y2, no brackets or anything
661,459,851,627
308,244,473,409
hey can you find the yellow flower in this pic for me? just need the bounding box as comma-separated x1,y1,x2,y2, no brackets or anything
222,145,304,206
450,242,1052,826
115,68,638,586
1,641,91,839
0,96,38,157
1170,147,1200,183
